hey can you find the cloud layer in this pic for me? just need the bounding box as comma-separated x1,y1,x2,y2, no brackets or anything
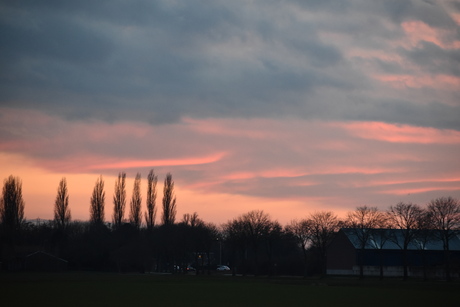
0,0,459,223
1,0,459,126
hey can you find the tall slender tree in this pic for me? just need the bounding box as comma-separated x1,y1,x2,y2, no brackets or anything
90,175,105,226
145,169,157,229
0,175,25,232
162,173,177,225
112,172,126,229
53,177,71,230
129,173,142,229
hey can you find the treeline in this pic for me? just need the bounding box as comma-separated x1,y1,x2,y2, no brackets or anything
1,173,460,279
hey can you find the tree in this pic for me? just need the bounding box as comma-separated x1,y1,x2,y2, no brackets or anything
90,176,105,226
286,219,312,277
387,202,423,280
182,212,203,227
145,169,157,229
162,173,177,225
222,217,248,276
0,175,25,232
346,206,387,279
427,196,460,281
112,172,126,229
129,173,142,229
308,211,340,276
53,177,71,230
240,210,272,275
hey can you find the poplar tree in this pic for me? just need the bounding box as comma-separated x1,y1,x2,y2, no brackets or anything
145,169,157,229
112,172,126,229
129,173,142,229
0,175,25,232
54,177,71,229
90,175,105,226
161,173,177,225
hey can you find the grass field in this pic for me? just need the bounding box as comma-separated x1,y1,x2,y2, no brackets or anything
1,272,458,307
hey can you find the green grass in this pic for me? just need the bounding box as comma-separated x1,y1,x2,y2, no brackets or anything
1,272,458,307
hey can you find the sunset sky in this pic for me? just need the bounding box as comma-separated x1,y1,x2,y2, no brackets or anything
1,0,459,225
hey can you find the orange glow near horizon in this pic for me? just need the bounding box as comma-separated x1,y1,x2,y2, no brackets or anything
1,115,460,225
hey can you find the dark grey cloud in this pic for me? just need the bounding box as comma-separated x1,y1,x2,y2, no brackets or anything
0,0,459,129
402,41,460,76
381,0,456,28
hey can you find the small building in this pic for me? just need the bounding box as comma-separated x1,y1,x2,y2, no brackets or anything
24,251,68,271
326,228,460,278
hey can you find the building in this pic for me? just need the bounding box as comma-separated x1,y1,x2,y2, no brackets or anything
326,228,460,278
24,251,68,271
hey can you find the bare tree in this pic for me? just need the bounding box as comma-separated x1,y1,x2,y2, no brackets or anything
129,173,142,229
53,177,71,230
286,219,313,277
346,206,387,279
90,175,105,226
387,202,423,280
0,175,25,233
427,196,460,281
241,210,272,275
182,212,203,227
112,172,126,229
145,169,157,229
222,218,248,276
162,173,177,225
309,211,340,276
410,209,435,280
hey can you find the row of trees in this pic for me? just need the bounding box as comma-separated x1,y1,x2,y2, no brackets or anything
1,174,460,279
1,172,177,234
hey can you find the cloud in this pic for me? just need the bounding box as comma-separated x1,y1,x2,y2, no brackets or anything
1,0,458,129
1,108,459,222
1,1,459,223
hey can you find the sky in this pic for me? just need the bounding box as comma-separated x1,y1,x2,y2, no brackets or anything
1,0,459,226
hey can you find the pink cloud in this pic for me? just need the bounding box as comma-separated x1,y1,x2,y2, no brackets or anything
401,20,460,49
1,109,460,224
88,152,227,170
340,121,460,144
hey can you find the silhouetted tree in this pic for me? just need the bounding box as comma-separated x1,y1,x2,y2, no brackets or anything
286,219,312,277
309,211,340,276
387,202,423,280
265,220,283,276
182,212,203,227
346,206,387,279
427,196,460,281
0,175,25,233
129,173,142,229
162,173,177,225
222,217,248,276
145,169,157,229
90,176,105,226
53,177,71,230
413,209,435,280
241,210,272,275
112,172,126,229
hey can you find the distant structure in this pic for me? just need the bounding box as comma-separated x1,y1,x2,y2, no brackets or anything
327,228,460,279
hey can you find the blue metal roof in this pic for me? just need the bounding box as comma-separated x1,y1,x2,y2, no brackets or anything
340,228,460,251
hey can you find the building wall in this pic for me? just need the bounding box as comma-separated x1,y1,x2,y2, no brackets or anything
326,231,356,271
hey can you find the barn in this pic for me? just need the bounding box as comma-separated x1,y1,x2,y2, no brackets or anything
326,228,460,278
